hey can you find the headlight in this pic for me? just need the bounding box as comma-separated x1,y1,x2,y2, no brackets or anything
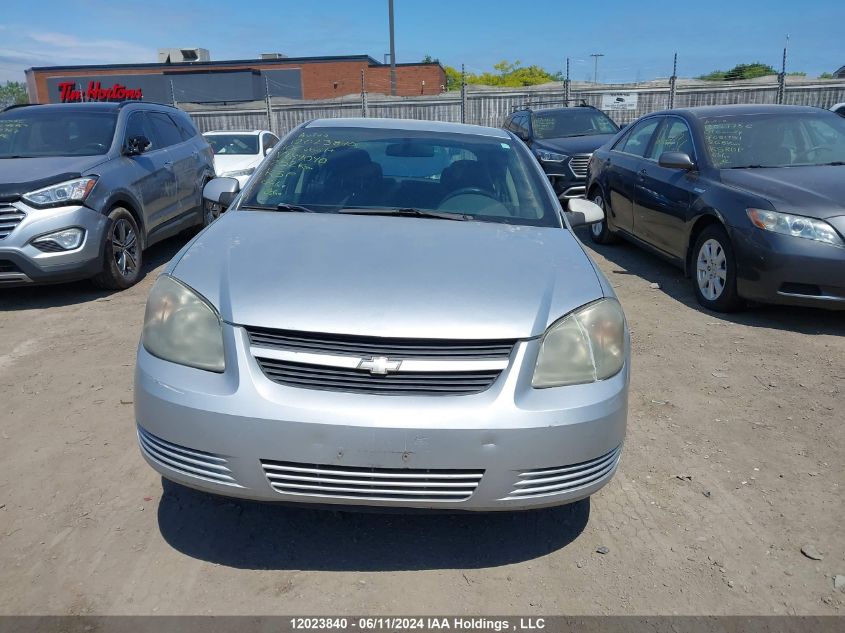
747,208,844,247
32,227,85,251
22,177,97,208
141,275,225,372
221,167,255,178
532,298,626,388
534,150,568,163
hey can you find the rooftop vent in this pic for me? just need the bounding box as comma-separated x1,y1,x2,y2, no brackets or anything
260,53,288,60
157,48,210,64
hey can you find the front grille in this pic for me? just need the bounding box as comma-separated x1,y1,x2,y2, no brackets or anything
255,358,500,395
137,426,238,486
569,154,591,179
502,445,622,500
245,326,515,359
0,205,25,239
261,460,484,502
0,260,22,274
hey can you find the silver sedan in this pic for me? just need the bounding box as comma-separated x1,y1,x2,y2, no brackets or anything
135,118,629,511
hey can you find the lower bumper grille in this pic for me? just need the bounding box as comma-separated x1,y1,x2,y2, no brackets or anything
137,426,238,486
260,460,484,502
0,260,22,274
503,445,622,499
255,358,501,396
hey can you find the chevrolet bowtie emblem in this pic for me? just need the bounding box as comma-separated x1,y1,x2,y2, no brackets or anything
358,356,402,375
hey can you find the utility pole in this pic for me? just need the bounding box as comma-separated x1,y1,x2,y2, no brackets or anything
668,52,678,109
777,34,789,105
169,80,177,107
564,57,571,104
264,76,273,134
590,53,604,84
361,69,369,118
460,63,467,123
388,0,397,96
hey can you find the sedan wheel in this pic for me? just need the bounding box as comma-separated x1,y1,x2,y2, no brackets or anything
691,224,742,312
588,193,618,244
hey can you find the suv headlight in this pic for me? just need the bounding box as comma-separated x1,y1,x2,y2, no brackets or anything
142,275,225,372
532,298,626,388
22,177,97,208
221,167,255,178
534,149,568,163
747,208,844,247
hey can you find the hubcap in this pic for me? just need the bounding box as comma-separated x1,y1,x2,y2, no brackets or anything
111,218,138,277
591,195,605,237
696,238,727,300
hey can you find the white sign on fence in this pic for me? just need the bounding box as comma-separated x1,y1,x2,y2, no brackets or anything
600,92,639,111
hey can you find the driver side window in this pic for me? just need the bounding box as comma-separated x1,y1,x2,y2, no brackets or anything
124,112,148,148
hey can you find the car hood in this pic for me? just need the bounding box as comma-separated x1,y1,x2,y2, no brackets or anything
171,211,605,340
0,155,109,202
720,166,845,219
213,154,261,176
533,134,617,155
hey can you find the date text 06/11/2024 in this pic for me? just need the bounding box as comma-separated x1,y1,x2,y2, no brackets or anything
289,618,547,631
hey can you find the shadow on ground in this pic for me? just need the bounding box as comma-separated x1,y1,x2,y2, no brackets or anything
0,236,185,311
577,228,845,337
157,479,590,571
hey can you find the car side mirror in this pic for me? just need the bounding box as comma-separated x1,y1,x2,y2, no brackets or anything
263,146,272,156
658,151,695,170
564,198,604,228
203,177,240,210
516,129,530,142
125,135,150,156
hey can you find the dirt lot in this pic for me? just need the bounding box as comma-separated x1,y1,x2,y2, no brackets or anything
0,231,843,616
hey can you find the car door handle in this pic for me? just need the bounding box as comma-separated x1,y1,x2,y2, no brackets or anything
164,161,174,168
638,168,647,180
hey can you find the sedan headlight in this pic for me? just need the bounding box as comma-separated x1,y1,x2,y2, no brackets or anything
534,149,568,163
747,208,844,247
221,167,255,178
142,275,225,372
22,177,97,208
532,298,626,388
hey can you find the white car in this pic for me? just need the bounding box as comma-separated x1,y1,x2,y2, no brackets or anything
832,102,845,118
203,130,280,187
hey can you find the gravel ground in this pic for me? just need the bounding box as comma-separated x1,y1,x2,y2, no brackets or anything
0,230,842,615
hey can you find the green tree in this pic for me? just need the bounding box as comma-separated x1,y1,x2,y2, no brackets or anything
819,72,834,79
0,81,28,108
442,60,561,90
698,63,778,81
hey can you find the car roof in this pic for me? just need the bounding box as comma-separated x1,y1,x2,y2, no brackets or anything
307,117,510,139
647,104,829,119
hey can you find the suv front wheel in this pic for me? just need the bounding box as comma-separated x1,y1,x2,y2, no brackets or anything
92,207,143,290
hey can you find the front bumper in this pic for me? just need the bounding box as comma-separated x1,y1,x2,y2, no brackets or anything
0,201,107,287
135,325,629,511
731,222,845,310
538,157,589,199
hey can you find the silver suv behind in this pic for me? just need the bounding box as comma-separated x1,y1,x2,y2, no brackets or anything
0,102,215,289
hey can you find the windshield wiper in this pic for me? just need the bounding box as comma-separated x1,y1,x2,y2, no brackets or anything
726,164,771,169
338,207,472,221
239,203,316,213
818,161,845,166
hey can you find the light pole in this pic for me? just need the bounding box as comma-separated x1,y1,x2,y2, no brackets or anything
388,0,397,96
590,53,604,84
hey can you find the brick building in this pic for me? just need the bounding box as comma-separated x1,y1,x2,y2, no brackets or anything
25,55,446,104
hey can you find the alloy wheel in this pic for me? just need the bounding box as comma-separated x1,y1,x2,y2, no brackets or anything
696,238,727,300
591,195,605,237
111,218,138,278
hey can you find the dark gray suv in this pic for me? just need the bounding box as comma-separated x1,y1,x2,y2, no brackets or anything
0,102,215,289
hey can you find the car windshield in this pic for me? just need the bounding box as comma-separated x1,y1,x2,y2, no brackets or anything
531,109,618,140
205,134,259,155
703,112,845,168
242,125,559,227
0,108,117,158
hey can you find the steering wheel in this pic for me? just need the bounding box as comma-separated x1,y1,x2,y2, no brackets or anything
439,187,499,206
803,145,832,160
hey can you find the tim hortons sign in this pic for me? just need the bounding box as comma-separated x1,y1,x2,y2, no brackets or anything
58,81,143,103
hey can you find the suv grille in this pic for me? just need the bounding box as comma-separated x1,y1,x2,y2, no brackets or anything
260,460,484,502
0,205,25,239
569,155,591,179
245,327,516,396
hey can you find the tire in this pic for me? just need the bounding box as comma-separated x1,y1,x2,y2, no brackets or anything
588,190,618,244
92,207,143,290
691,224,743,312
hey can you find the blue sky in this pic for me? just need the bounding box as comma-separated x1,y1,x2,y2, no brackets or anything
2,0,843,84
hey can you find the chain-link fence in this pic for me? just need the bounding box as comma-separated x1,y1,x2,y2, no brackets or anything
181,78,845,136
